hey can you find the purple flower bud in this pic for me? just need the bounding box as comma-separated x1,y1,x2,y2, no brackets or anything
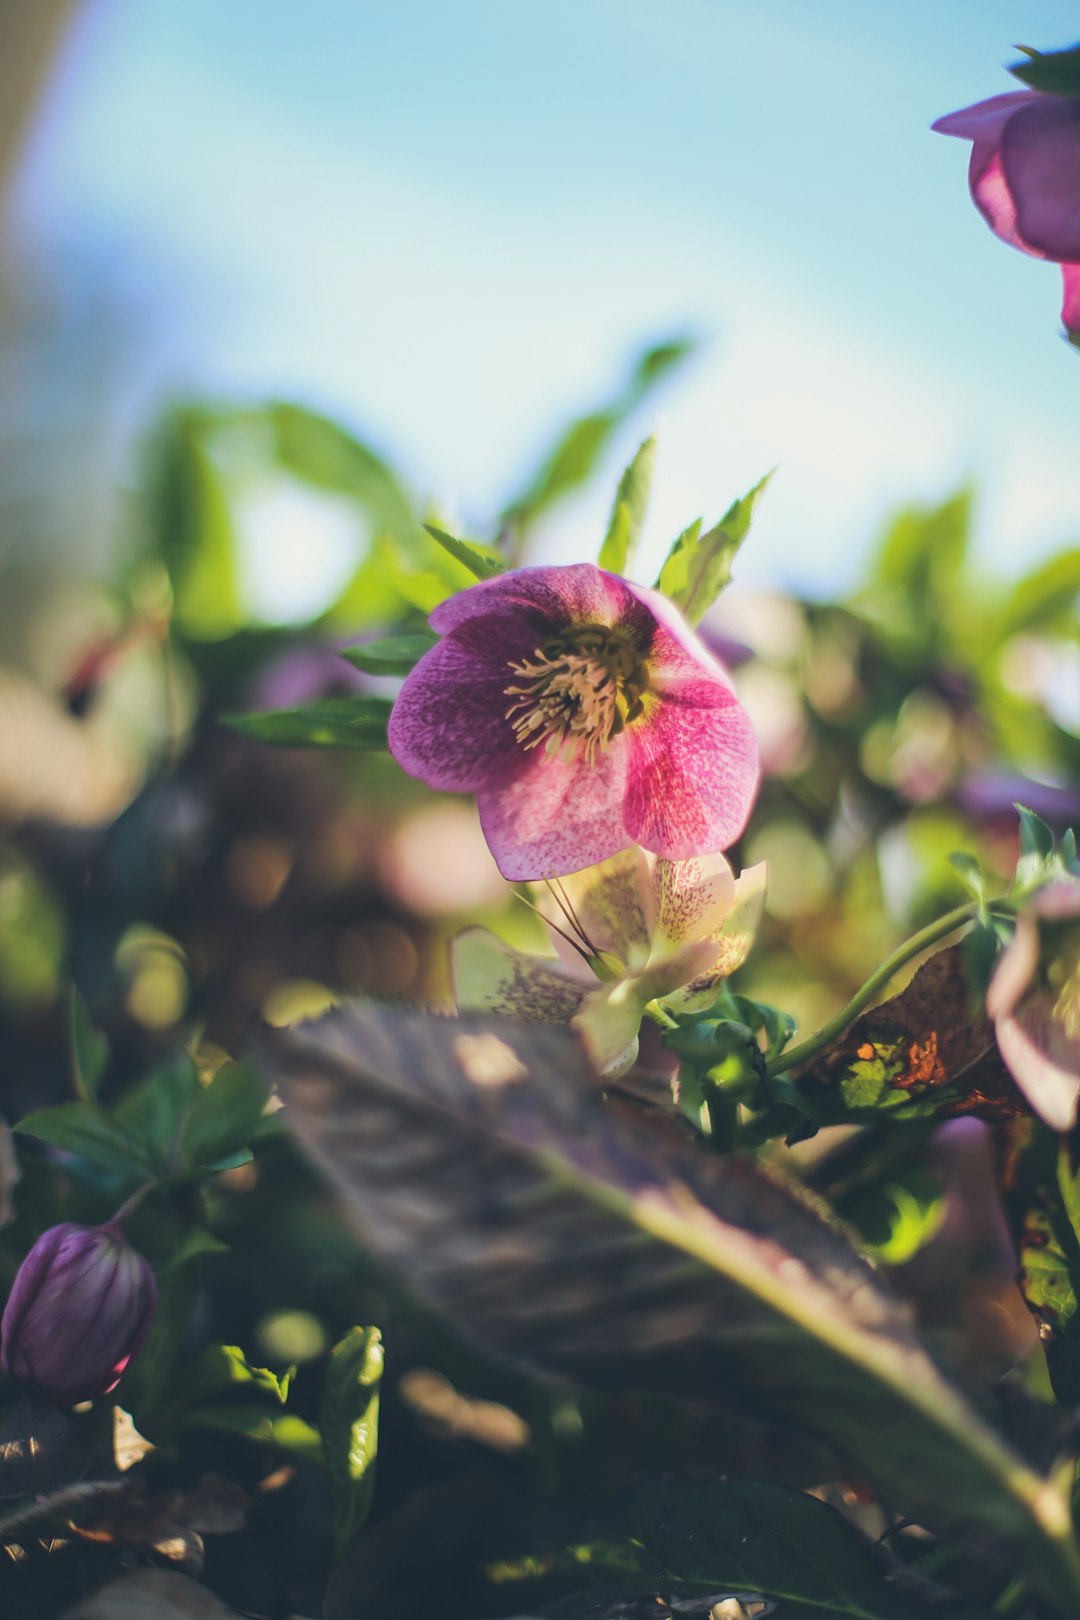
0,1222,157,1404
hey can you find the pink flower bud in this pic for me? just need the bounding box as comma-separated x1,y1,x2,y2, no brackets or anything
0,1222,157,1404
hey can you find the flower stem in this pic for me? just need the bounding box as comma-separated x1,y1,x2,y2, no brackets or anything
765,902,977,1080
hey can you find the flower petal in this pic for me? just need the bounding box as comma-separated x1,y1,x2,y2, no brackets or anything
477,741,633,880
625,688,759,859
573,980,649,1077
995,995,1080,1131
387,616,533,791
971,146,1034,252
430,564,649,638
664,861,767,1013
451,927,587,1022
1062,263,1080,335
986,914,1040,1022
651,852,735,955
1002,96,1080,260
932,92,1039,142
625,580,739,691
543,846,654,967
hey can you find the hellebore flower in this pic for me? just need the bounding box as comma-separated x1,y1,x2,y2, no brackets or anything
0,1221,157,1404
387,564,759,881
933,90,1080,337
452,845,767,1076
987,879,1080,1131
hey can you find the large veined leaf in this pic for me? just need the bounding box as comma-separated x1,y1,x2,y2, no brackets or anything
259,1003,1080,1614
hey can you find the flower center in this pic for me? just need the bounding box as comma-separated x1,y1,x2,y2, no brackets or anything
504,624,648,765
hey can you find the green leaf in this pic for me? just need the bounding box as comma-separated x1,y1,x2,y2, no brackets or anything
151,410,242,639
656,471,773,623
15,1101,153,1179
267,402,416,540
158,1226,230,1274
1004,1124,1080,1407
998,548,1080,637
615,1477,918,1618
192,1405,323,1459
223,696,392,750
340,631,438,675
502,337,694,532
320,1326,383,1553
114,1053,203,1173
261,1001,1080,1615
871,489,972,629
1010,43,1080,97
597,435,655,575
69,989,109,1103
180,1060,270,1171
949,851,987,908
1016,804,1057,890
422,524,504,580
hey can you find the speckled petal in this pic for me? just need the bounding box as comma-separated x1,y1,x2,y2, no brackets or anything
625,688,759,859
430,564,649,638
451,927,587,1023
387,615,535,792
477,741,634,881
652,852,736,954
664,861,767,1013
543,846,654,967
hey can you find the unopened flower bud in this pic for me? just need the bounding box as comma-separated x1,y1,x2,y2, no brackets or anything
0,1221,157,1404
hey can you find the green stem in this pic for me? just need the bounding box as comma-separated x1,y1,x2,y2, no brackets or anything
643,1000,678,1030
766,902,977,1080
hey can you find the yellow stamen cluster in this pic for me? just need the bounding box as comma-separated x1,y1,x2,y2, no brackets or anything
504,625,647,765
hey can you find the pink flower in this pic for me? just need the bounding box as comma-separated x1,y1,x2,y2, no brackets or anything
987,879,1080,1131
387,564,759,880
933,90,1080,336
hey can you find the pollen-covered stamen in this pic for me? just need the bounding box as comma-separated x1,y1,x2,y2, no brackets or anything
504,625,647,765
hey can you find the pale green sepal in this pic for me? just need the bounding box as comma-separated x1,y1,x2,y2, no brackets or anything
451,928,586,1024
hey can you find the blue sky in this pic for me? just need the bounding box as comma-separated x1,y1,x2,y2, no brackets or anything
8,0,1080,606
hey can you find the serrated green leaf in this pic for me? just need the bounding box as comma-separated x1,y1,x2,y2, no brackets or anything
223,696,392,750
261,1001,1080,1615
656,472,772,623
423,524,504,579
69,989,109,1103
340,632,438,675
15,1102,153,1179
180,1060,269,1172
1010,43,1080,98
320,1326,383,1552
598,435,655,575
